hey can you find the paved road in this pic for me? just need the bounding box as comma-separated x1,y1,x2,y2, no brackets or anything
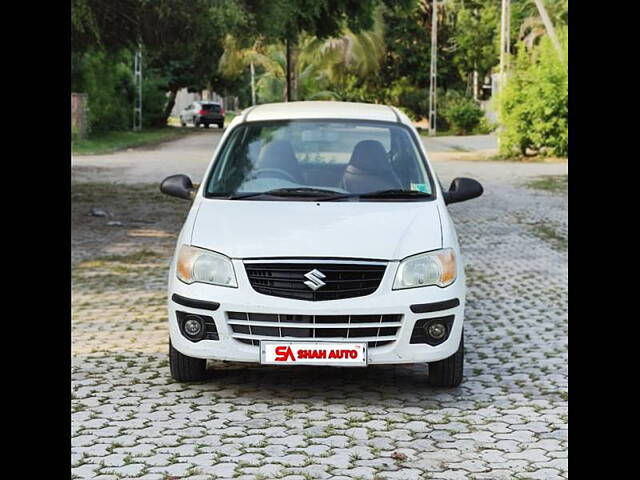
72,131,222,184
72,134,568,479
422,134,497,153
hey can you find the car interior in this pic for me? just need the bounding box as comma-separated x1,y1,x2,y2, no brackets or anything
206,122,432,196
252,137,425,193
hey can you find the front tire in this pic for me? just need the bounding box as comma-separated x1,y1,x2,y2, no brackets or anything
169,340,206,382
428,332,464,387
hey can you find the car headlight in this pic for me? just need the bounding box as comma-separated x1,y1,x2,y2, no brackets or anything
393,248,457,289
176,245,237,287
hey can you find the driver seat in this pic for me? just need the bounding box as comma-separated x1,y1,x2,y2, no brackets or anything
256,140,303,183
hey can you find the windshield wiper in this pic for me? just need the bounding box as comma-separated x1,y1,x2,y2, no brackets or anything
357,189,432,199
228,188,351,200
227,188,431,200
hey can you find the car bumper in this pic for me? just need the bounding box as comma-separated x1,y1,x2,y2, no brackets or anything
168,260,465,365
198,115,223,123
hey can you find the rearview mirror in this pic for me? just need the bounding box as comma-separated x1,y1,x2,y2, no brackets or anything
160,174,195,200
443,177,483,205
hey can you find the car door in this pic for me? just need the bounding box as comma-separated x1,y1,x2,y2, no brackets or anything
191,103,199,123
181,104,191,123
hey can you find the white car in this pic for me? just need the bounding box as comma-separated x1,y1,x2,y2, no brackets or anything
160,101,483,387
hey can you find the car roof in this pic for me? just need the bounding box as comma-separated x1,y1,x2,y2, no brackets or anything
241,101,409,125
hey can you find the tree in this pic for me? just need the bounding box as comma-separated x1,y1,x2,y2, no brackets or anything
218,36,266,105
452,1,499,99
512,0,567,50
137,0,249,125
219,6,388,104
241,0,411,101
72,0,139,53
72,0,250,127
518,0,568,52
220,39,336,104
376,0,464,119
301,8,386,91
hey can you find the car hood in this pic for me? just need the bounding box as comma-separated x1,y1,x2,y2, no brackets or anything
190,199,442,260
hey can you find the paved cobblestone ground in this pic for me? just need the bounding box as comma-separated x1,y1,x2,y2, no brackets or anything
72,160,567,480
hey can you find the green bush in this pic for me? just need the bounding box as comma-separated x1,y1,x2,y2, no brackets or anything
73,50,134,133
498,29,568,157
72,49,171,133
440,91,484,135
141,71,170,128
385,78,426,121
476,116,497,134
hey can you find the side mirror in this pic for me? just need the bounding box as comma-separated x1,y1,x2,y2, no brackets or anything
160,174,195,200
443,177,483,205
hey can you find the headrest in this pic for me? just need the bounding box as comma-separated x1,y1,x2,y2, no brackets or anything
257,140,299,169
347,140,390,174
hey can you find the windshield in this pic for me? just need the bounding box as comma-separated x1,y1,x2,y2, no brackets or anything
201,103,221,112
204,120,434,200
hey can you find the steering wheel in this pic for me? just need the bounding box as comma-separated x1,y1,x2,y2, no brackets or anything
252,167,298,183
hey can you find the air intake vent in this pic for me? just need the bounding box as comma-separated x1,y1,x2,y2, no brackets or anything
227,311,402,348
244,260,387,301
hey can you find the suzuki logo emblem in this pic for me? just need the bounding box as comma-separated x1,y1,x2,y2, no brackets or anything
304,269,326,291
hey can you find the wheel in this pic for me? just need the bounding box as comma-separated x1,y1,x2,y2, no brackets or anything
180,117,186,127
169,340,206,382
428,331,464,387
218,122,224,129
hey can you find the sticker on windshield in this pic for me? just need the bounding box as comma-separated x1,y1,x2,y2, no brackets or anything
410,183,429,193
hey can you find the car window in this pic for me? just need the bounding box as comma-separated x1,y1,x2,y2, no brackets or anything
292,124,390,165
201,104,221,113
205,120,433,200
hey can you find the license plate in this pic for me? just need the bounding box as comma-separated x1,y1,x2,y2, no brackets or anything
261,341,367,366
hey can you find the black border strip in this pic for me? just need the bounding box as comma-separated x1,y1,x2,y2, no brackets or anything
410,298,460,314
171,294,220,311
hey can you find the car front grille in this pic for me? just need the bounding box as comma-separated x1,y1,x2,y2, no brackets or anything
227,311,402,348
244,260,387,301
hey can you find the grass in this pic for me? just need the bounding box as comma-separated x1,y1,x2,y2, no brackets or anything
529,222,567,252
71,181,189,283
418,128,457,137
72,127,199,155
491,152,568,163
417,126,495,137
71,181,187,207
77,248,162,268
524,175,568,194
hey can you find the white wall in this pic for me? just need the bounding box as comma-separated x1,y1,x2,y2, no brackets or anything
169,88,241,116
170,89,201,117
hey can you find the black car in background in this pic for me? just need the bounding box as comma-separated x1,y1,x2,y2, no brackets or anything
180,101,225,128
